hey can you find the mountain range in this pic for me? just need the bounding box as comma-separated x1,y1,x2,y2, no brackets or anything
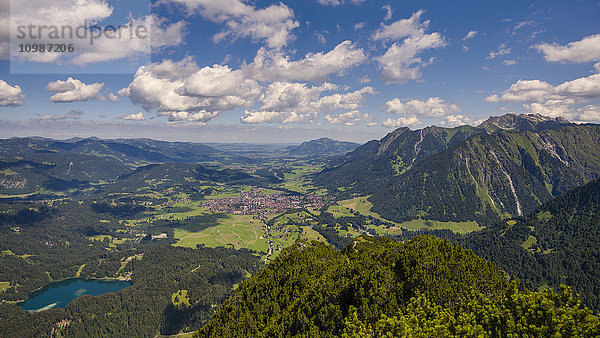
314,114,600,224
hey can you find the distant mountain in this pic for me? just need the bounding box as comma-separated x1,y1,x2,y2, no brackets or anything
286,138,360,156
464,178,600,311
0,137,249,166
197,236,598,336
314,115,600,224
314,125,484,191
478,113,571,134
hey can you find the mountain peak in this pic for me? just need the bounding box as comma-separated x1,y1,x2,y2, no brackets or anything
478,113,571,134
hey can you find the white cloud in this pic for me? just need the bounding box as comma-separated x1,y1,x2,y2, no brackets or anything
166,0,298,49
439,114,484,127
0,80,25,106
384,97,460,117
120,57,259,123
324,110,373,126
503,59,517,66
316,0,365,6
315,87,377,112
37,110,83,121
485,79,554,103
116,112,145,121
69,15,185,66
382,116,421,128
316,32,327,44
488,43,511,59
554,73,600,99
595,62,600,73
241,82,375,124
9,0,185,65
317,0,342,6
373,10,428,41
463,30,478,40
489,73,600,124
534,34,600,63
358,75,371,84
46,78,104,102
383,5,393,21
524,99,576,119
575,105,600,123
180,64,260,98
372,10,445,83
486,74,600,103
524,99,600,123
255,82,335,114
240,110,314,124
107,92,119,103
244,41,366,83
354,22,365,30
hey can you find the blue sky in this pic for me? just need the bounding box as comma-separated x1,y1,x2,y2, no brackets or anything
0,0,599,143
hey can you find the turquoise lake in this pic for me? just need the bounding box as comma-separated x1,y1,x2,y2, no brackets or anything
21,278,131,312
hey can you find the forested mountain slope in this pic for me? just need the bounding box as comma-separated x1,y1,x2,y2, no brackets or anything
196,236,599,337
286,138,360,156
314,125,484,193
464,178,600,312
315,115,600,224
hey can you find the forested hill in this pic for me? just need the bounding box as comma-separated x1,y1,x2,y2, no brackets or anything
0,137,248,167
286,137,360,156
315,116,600,224
196,236,599,337
463,178,600,312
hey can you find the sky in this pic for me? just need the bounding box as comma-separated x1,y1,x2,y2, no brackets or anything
0,0,599,143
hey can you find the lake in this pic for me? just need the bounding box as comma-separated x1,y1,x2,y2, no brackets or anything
21,278,131,312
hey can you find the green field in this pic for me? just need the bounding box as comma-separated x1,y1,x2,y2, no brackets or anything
333,196,483,235
173,214,270,253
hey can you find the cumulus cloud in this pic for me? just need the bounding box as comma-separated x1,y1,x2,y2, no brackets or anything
488,72,600,124
463,30,478,40
166,0,298,49
119,57,259,123
382,116,421,128
503,59,517,66
384,97,460,117
324,110,373,126
315,87,377,112
9,0,185,65
354,22,365,30
486,74,600,103
107,92,119,103
595,62,600,73
533,34,600,63
240,110,314,124
240,82,375,124
524,99,600,123
0,80,25,107
244,41,367,83
116,112,145,121
439,114,484,127
46,78,104,102
372,10,445,83
69,15,186,66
